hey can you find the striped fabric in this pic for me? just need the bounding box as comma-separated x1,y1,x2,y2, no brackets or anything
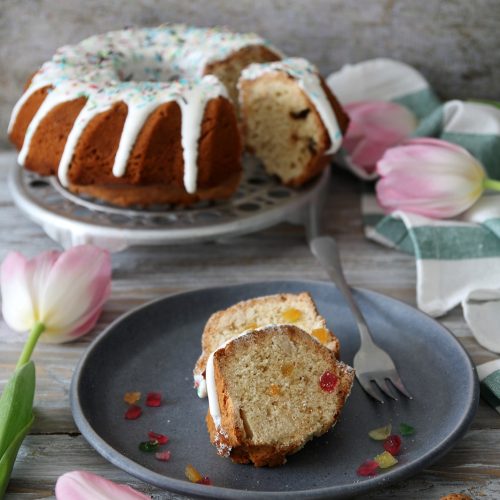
477,360,500,415
328,59,500,411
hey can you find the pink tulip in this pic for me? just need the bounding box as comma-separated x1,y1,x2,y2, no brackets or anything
375,138,495,218
55,471,149,500
1,245,111,348
343,101,417,176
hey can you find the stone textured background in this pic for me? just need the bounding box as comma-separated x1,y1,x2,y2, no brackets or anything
1,0,499,148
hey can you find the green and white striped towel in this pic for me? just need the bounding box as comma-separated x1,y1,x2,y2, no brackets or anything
328,59,500,411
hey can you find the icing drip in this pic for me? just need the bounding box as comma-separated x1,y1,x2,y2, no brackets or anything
194,373,207,398
11,25,277,193
205,327,276,428
240,57,343,154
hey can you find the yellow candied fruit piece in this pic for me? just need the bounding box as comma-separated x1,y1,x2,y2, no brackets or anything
245,322,258,330
124,391,141,405
374,451,398,469
281,362,295,376
266,384,282,396
368,423,392,440
282,308,303,323
185,464,203,483
311,327,330,345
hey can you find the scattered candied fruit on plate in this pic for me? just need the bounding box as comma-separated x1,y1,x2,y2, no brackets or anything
374,451,398,469
185,464,211,485
368,424,392,440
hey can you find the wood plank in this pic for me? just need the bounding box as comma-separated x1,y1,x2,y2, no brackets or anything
6,431,500,499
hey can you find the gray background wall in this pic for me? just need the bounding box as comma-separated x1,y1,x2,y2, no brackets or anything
1,0,499,148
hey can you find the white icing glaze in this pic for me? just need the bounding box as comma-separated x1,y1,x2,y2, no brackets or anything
206,348,223,428
194,373,207,398
240,57,343,154
205,326,277,427
11,25,279,193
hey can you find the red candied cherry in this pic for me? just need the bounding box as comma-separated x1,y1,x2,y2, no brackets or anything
148,431,169,445
319,370,338,392
197,476,212,485
356,459,379,477
155,451,171,462
146,392,162,407
383,435,402,455
124,405,142,420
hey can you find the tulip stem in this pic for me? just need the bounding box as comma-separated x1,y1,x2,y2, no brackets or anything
483,178,500,192
16,322,45,369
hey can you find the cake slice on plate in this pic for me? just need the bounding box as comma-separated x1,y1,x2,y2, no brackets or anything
193,292,340,397
205,324,354,466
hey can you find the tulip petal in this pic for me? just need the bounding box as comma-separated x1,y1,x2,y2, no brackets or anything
29,250,61,317
55,470,149,500
375,138,485,218
0,252,35,332
38,245,111,342
343,101,417,175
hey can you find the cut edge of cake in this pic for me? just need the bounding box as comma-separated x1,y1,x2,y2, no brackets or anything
205,324,354,467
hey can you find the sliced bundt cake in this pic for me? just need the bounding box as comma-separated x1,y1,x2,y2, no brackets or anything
193,292,340,397
8,25,281,207
205,324,354,466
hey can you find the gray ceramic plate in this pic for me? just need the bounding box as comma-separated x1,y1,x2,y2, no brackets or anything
70,280,479,499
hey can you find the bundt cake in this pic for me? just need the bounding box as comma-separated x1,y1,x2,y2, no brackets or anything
193,292,340,398
205,324,354,466
238,57,350,186
8,25,281,206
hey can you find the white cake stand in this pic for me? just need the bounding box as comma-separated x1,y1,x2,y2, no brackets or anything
8,155,328,252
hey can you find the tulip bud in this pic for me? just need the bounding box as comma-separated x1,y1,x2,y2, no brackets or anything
375,138,494,219
1,245,111,344
343,101,417,176
55,470,149,499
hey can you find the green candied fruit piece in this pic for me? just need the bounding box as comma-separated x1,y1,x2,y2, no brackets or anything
368,423,392,440
399,423,415,436
139,439,159,452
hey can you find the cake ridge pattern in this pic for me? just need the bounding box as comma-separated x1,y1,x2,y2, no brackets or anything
9,25,280,194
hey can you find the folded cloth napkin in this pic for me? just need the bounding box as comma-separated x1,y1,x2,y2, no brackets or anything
327,59,500,408
477,360,500,415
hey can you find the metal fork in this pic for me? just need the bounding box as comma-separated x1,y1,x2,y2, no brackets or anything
309,235,413,403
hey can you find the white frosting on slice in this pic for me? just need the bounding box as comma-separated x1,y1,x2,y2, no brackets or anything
194,373,207,398
205,326,277,428
240,57,343,154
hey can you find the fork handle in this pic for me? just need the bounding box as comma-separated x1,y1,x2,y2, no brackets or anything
309,236,376,348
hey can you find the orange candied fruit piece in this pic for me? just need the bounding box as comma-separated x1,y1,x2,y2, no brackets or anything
282,308,303,323
312,328,330,345
266,384,282,396
281,362,294,376
123,391,141,405
185,464,203,483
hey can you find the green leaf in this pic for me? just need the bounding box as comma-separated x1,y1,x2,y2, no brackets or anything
0,361,36,495
0,414,34,498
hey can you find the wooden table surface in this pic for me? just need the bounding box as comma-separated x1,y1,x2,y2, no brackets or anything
0,151,498,499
